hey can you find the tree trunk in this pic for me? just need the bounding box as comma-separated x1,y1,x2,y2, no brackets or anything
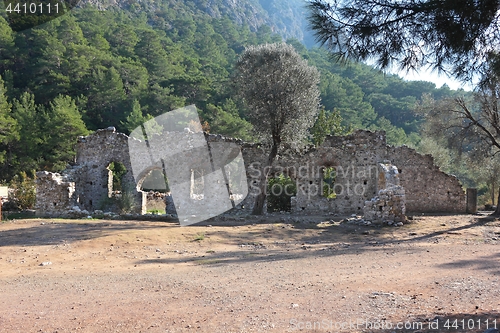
493,187,500,216
492,182,495,206
252,143,279,215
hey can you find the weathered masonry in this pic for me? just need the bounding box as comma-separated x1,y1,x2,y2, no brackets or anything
36,128,466,220
36,127,145,217
236,130,465,216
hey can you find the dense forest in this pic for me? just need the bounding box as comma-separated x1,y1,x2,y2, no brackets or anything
0,1,479,203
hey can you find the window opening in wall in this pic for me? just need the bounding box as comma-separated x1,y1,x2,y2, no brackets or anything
106,161,135,214
190,168,205,200
140,169,169,193
140,169,170,215
267,174,297,212
224,156,246,203
322,166,337,199
107,161,127,198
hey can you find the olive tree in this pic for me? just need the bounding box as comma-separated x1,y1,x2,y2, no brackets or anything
233,43,321,215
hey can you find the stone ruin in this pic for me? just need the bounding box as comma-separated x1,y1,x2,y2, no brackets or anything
363,163,406,225
36,127,145,219
35,128,467,224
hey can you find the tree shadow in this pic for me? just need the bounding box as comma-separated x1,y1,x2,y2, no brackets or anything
134,214,500,277
399,214,499,243
205,213,498,248
0,220,176,247
135,239,426,266
437,252,500,276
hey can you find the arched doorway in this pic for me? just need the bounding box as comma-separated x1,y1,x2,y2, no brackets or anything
138,168,175,215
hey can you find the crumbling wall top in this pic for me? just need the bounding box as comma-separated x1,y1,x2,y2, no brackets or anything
323,130,387,149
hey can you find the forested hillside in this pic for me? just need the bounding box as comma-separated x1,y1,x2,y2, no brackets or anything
77,0,316,45
0,1,468,185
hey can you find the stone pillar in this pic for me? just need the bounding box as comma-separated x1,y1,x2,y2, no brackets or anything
466,188,477,214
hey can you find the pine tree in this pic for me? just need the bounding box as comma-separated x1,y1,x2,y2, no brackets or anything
40,95,89,171
0,76,18,166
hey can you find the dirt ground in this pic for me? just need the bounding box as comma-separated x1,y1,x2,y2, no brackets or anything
0,213,499,333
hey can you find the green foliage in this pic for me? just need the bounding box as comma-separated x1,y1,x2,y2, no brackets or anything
9,172,36,210
0,2,471,185
203,102,253,141
120,99,152,134
311,107,347,145
108,161,127,192
234,42,321,214
415,88,500,211
308,0,500,81
417,137,454,174
0,92,88,180
234,43,321,145
147,209,166,215
10,92,40,174
0,75,17,165
193,232,205,241
115,184,136,214
368,117,408,147
322,167,336,199
122,100,143,131
40,95,89,171
267,174,297,212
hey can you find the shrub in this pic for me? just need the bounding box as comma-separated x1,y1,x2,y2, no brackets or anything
115,184,136,214
9,171,36,210
267,174,297,212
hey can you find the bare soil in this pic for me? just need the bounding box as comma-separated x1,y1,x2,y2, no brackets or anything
0,213,500,333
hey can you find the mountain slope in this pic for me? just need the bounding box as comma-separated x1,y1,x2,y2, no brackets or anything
78,0,315,45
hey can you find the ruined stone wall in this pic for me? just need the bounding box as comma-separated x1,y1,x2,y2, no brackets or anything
388,146,466,213
35,128,466,218
218,131,463,216
237,130,465,215
35,171,76,216
363,163,406,224
288,131,385,215
35,127,145,217
232,131,387,215
74,127,143,213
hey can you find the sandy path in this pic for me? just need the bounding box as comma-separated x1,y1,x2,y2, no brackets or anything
0,214,499,332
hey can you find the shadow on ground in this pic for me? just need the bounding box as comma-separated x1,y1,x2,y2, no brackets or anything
2,214,500,276
0,220,176,247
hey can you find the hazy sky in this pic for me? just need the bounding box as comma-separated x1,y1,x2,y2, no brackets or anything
397,68,473,91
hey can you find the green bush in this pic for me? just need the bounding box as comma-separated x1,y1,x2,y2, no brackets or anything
9,171,36,210
98,184,137,214
108,161,127,191
322,167,337,199
147,209,166,215
115,184,136,214
267,174,297,212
